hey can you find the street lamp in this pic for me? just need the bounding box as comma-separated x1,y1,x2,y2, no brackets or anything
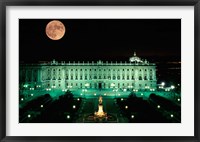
73,105,76,109
171,85,175,89
161,82,165,86
67,115,70,119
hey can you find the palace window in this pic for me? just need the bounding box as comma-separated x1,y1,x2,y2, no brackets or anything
139,76,142,80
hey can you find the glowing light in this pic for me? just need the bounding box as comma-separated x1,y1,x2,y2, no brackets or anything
121,98,123,101
67,115,70,119
80,93,83,96
28,114,31,118
85,83,90,87
131,115,134,118
178,98,180,101
118,94,120,96
110,83,115,87
40,105,43,108
104,93,106,96
21,98,24,101
171,85,175,89
94,93,96,96
77,98,80,101
161,82,165,86
73,105,76,109
125,106,128,109
157,105,160,109
31,94,33,96
170,114,174,118
141,93,143,96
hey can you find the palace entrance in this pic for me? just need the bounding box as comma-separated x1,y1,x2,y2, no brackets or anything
98,83,102,89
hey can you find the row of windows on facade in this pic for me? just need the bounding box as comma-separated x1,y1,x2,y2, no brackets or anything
46,83,155,88
45,75,154,80
47,68,154,72
50,72,154,77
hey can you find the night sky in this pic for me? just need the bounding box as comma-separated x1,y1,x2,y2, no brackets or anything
19,19,181,63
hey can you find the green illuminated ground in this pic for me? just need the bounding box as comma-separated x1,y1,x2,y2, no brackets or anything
19,89,181,123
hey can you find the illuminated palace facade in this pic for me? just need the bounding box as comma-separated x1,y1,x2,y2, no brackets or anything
19,53,157,91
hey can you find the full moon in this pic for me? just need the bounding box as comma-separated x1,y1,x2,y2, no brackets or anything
45,20,65,40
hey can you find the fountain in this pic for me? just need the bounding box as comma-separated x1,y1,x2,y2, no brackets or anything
83,95,117,123
94,96,107,119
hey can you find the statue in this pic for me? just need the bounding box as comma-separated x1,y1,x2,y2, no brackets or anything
94,96,107,119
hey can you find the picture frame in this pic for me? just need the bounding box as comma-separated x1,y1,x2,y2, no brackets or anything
0,0,200,142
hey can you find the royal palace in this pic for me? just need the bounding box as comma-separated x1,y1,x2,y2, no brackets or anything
19,53,157,91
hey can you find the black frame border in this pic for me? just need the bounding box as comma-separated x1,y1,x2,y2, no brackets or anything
0,0,199,142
